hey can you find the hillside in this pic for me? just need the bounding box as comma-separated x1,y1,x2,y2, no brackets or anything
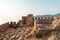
34,13,60,17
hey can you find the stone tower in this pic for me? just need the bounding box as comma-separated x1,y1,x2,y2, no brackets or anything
26,14,34,26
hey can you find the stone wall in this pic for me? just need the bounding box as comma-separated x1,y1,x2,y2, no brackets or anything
0,14,55,32
35,17,54,24
9,21,18,28
22,16,27,25
18,20,25,27
26,14,34,26
0,22,9,32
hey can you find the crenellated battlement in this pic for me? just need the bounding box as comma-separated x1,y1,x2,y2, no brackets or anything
0,14,58,32
34,17,54,24
9,21,18,28
6,14,34,28
34,17,54,20
0,14,60,40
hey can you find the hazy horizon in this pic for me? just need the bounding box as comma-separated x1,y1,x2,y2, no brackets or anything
0,0,60,24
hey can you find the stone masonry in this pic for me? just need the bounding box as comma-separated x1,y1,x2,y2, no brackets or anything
0,14,60,40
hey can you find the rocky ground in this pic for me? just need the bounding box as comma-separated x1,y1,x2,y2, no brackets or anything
0,26,60,40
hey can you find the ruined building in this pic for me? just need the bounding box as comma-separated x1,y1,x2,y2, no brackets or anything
0,14,60,40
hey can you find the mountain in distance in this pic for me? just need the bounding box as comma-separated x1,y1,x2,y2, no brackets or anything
54,13,60,17
34,13,60,17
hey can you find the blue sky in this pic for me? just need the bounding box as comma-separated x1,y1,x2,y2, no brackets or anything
0,0,60,24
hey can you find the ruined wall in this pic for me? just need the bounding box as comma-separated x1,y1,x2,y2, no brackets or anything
16,14,55,27
17,14,34,27
0,14,55,32
35,17,54,24
22,16,27,25
26,14,34,26
9,21,18,28
18,20,26,27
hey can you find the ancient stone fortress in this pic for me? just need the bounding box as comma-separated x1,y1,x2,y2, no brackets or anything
0,14,60,40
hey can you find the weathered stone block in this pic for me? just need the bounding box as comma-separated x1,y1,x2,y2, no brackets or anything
22,16,26,24
26,14,34,26
19,20,25,27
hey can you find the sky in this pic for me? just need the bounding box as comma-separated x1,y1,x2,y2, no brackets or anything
0,0,60,24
